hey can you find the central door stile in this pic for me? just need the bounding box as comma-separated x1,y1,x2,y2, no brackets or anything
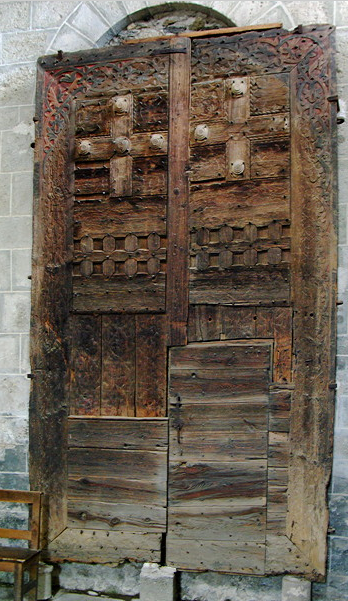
166,37,191,347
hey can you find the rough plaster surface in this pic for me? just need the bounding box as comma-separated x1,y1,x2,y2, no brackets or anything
0,2,347,601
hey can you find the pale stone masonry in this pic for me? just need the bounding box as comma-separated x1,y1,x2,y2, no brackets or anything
0,2,347,600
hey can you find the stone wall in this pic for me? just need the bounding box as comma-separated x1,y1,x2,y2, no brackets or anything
0,2,347,600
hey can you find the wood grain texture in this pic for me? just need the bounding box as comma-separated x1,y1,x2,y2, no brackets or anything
68,417,168,450
166,37,191,345
45,528,162,564
101,315,135,416
67,499,166,531
135,315,167,417
70,315,101,416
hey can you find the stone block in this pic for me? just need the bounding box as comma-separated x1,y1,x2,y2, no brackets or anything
336,394,348,429
337,356,348,396
336,2,348,27
0,334,20,373
140,563,176,601
339,203,347,245
338,158,348,202
336,28,348,85
0,173,11,216
0,216,32,249
0,446,27,472
12,172,33,216
0,375,29,416
285,1,333,26
181,571,282,601
282,576,311,601
211,1,238,23
329,494,348,537
337,300,347,335
19,105,35,128
2,126,34,173
0,252,11,291
91,0,128,35
2,30,56,65
0,473,28,489
0,417,28,447
338,334,348,355
68,2,110,42
0,2,30,32
0,107,19,131
20,334,30,374
12,249,31,290
49,24,96,52
0,64,36,107
332,428,348,493
58,561,141,597
120,1,148,20
329,535,348,574
229,1,275,27
32,1,78,29
0,292,31,333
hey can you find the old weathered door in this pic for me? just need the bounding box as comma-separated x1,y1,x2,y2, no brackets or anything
31,24,337,578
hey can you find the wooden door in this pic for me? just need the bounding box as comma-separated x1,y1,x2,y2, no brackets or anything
31,25,337,578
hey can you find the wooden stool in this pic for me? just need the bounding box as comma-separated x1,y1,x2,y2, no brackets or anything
0,490,42,601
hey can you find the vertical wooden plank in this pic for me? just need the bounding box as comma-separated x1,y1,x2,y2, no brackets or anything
256,307,274,338
273,307,292,383
70,315,101,416
101,315,136,416
136,315,167,417
221,306,256,339
166,37,191,346
188,305,222,341
110,93,133,197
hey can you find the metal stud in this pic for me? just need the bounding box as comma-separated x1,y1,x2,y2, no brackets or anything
194,124,209,141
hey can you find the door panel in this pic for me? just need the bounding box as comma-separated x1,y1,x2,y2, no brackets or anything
31,26,337,577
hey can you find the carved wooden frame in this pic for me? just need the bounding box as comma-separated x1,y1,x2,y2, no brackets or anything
30,26,337,578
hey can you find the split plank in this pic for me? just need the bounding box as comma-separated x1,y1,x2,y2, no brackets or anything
101,315,135,416
170,341,270,371
70,314,101,416
135,315,167,417
67,500,166,532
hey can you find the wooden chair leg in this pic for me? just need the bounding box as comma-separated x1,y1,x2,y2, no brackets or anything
14,563,24,601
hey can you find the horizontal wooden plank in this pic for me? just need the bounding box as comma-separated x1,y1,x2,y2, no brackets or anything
170,341,271,370
74,197,167,238
268,432,290,468
189,179,290,230
68,474,165,506
250,73,289,116
166,537,265,573
68,448,166,480
269,389,291,432
168,505,266,541
68,417,168,450
169,460,267,505
190,143,226,182
189,267,290,305
189,115,289,146
73,274,166,313
67,500,166,532
169,430,268,462
168,400,268,430
169,369,270,400
45,528,162,564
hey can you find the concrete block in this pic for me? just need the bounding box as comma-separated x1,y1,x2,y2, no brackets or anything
58,561,141,597
140,563,176,601
0,334,20,373
2,126,34,173
2,30,56,64
12,172,33,216
0,375,30,416
0,292,31,333
12,249,31,290
282,576,311,601
0,216,32,249
0,64,36,107
0,252,11,291
32,1,78,29
0,2,30,32
0,106,19,131
332,428,348,493
0,173,11,216
50,24,96,52
68,2,110,42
